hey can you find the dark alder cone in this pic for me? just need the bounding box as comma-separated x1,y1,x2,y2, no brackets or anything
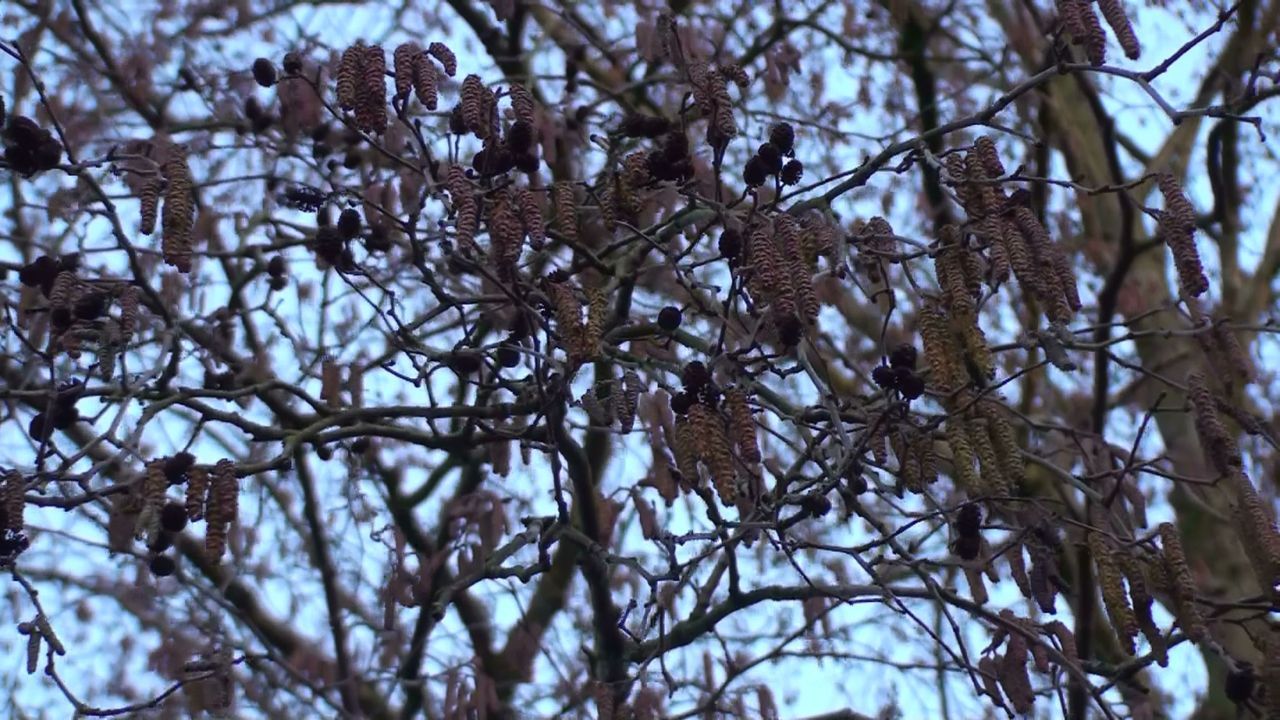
681,362,711,392
802,492,832,517
314,226,345,265
670,392,694,416
769,122,796,155
619,113,671,138
514,152,540,175
719,228,742,265
889,343,918,369
267,255,287,277
365,223,392,252
954,534,981,560
73,292,108,320
252,58,277,87
28,414,49,441
282,52,303,75
778,314,804,347
756,142,783,174
350,437,371,454
337,208,362,239
496,344,521,368
871,365,896,389
471,145,515,176
448,105,467,135
897,370,926,400
149,554,176,577
160,501,188,532
657,306,682,331
164,452,196,484
19,256,58,288
780,159,804,185
507,120,534,153
956,504,982,537
448,351,483,375
148,531,174,553
743,155,768,187
49,405,79,430
1225,662,1255,703
269,275,288,291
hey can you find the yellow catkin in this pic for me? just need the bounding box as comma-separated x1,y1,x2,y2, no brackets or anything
1121,553,1167,665
1157,522,1207,643
723,387,761,465
508,83,535,124
1089,531,1138,655
918,298,962,394
1186,370,1242,476
689,404,737,504
965,417,1007,498
945,418,981,496
671,416,701,490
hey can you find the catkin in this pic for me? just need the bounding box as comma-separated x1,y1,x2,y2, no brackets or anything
1090,531,1138,655
616,371,642,433
508,82,535,123
411,52,439,110
1186,370,1242,475
918,298,962,393
204,460,238,562
161,151,194,273
488,191,524,283
186,466,209,522
553,182,578,243
337,42,363,110
689,404,737,505
392,43,419,100
998,634,1035,714
1157,522,1207,643
3,470,23,533
460,75,494,140
945,418,982,496
1098,0,1141,59
515,188,546,250
138,177,162,235
356,44,388,134
25,631,39,675
447,166,479,251
723,387,761,464
1156,172,1209,298
428,42,457,76
672,416,702,489
978,399,1023,491
1228,472,1280,593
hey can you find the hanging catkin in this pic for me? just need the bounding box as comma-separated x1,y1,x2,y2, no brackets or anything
161,151,194,273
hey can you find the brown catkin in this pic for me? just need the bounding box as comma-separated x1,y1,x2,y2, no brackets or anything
1044,620,1079,666
1121,553,1168,665
392,43,420,100
427,42,457,76
488,191,524,283
972,136,1007,178
1229,472,1280,593
320,356,342,407
161,152,194,273
205,460,238,561
617,370,643,433
337,43,363,110
777,215,818,324
3,470,24,533
1090,531,1138,655
138,176,162,235
998,635,1035,714
723,387,761,464
978,399,1023,490
118,285,140,343
965,418,1005,497
186,466,209,522
515,188,546,250
1098,0,1141,59
508,82,535,123
353,44,388,134
411,52,439,110
545,280,583,359
144,459,168,513
48,271,77,320
1186,370,1242,475
25,631,39,674
582,287,607,361
460,75,492,140
689,404,737,505
553,182,578,243
1156,172,1209,298
1157,522,1207,642
1080,1,1108,66
447,166,479,251
977,656,1005,707
1006,543,1033,599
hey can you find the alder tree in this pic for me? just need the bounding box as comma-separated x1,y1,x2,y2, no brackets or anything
2,1,1280,718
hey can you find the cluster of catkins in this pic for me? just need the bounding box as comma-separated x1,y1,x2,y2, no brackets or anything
667,362,761,506
540,271,606,367
577,370,645,433
743,122,803,188
979,610,1079,715
617,115,695,184
128,142,195,273
732,210,831,347
461,80,541,177
18,253,138,359
1056,0,1141,65
687,61,746,148
121,453,241,570
2,113,63,177
945,136,1080,325
336,41,389,134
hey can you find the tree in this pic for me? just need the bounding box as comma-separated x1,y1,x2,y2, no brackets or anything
2,0,1279,717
